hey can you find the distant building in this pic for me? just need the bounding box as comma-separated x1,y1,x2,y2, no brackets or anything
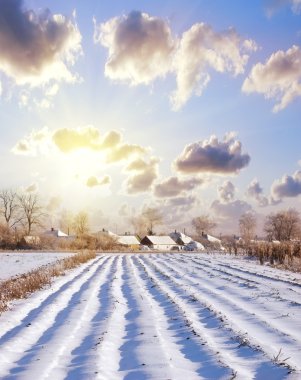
170,231,193,245
118,235,140,250
44,228,69,237
140,235,179,251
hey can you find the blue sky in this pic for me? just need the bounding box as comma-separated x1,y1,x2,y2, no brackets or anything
0,0,301,234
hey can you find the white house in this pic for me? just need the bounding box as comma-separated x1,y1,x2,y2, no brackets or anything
44,228,69,238
118,235,140,249
170,231,193,245
140,235,180,251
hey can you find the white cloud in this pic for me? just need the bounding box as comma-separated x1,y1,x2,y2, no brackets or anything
174,132,250,175
211,199,252,220
271,170,301,199
95,11,174,85
218,181,235,203
86,175,111,188
11,126,52,156
242,45,301,112
154,176,203,198
125,157,159,194
171,23,256,110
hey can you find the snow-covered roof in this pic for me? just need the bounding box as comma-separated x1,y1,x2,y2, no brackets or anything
204,234,221,243
187,240,205,250
44,229,68,237
144,235,178,245
118,235,140,245
170,232,193,245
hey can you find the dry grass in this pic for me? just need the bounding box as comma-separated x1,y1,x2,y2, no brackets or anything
0,250,96,314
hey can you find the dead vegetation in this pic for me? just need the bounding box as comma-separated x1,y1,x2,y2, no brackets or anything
0,250,96,313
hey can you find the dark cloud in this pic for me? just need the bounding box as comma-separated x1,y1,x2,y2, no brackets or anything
0,0,81,85
154,176,202,198
272,170,301,199
174,133,250,175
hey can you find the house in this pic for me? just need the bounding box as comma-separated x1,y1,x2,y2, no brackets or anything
118,235,140,250
201,232,224,250
44,228,69,238
140,235,180,251
170,231,193,245
170,231,205,251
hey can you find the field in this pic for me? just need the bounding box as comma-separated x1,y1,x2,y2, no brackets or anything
0,252,75,281
0,253,301,379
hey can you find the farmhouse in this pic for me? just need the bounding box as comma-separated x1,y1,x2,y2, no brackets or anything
43,228,69,238
170,231,193,245
118,235,140,250
140,235,179,251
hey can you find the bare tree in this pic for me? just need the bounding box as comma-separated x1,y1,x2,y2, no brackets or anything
59,209,74,235
129,207,163,237
264,209,301,241
142,207,163,235
18,193,45,235
73,211,89,236
192,214,217,235
0,189,21,228
239,212,257,243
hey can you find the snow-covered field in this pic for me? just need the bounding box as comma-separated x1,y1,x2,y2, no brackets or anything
0,252,301,379
0,252,75,281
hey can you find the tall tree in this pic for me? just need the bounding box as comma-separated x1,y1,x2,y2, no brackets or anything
59,209,74,235
73,211,89,236
18,193,45,235
264,209,301,241
0,189,21,228
141,207,163,235
239,212,257,243
192,214,217,235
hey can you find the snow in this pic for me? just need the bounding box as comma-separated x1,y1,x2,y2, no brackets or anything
0,252,300,379
0,252,75,281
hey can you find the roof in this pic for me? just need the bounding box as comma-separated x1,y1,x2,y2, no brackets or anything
144,235,178,245
118,235,140,245
204,234,221,243
170,232,193,245
44,229,68,237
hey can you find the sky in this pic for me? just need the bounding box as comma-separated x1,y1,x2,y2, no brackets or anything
0,0,301,235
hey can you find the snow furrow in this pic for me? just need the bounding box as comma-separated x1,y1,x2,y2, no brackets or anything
0,255,105,341
158,255,301,339
0,255,108,378
7,255,117,380
93,255,128,380
140,255,292,379
127,255,219,380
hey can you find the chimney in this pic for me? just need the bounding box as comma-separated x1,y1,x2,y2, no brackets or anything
51,227,54,232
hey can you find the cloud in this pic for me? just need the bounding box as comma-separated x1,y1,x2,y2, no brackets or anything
218,180,235,203
265,0,301,15
0,0,82,86
242,45,301,112
25,183,38,193
271,170,301,199
95,11,174,85
154,176,203,198
171,23,257,110
11,126,51,156
106,143,147,163
211,199,252,219
245,178,269,207
174,132,250,175
46,196,62,212
53,126,103,153
125,157,159,194
86,175,111,188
